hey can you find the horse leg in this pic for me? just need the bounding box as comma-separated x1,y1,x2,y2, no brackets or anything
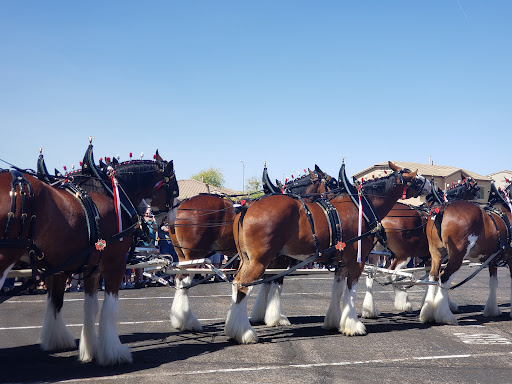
225,259,267,344
391,259,414,313
250,281,271,324
323,272,346,330
432,275,458,325
225,283,256,343
483,263,501,317
170,274,202,331
263,277,290,327
96,265,132,365
361,274,380,319
420,244,443,323
362,253,380,319
432,249,468,325
79,273,100,363
41,274,77,351
340,274,366,336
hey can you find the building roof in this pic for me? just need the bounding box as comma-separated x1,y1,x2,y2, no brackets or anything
177,179,242,200
488,170,512,177
353,161,491,181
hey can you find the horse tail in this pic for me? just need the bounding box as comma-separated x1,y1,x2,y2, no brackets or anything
234,204,249,264
434,209,445,241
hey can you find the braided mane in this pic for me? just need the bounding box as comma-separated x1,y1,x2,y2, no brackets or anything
284,173,316,195
359,173,397,196
114,160,164,188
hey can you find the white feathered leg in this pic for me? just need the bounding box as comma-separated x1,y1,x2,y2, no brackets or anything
79,293,99,362
484,274,501,317
323,275,345,330
393,285,413,313
96,292,132,366
264,282,290,326
250,282,270,324
391,260,413,312
362,275,380,318
40,295,76,351
432,277,458,325
225,285,258,344
419,275,437,323
170,275,202,331
340,282,366,336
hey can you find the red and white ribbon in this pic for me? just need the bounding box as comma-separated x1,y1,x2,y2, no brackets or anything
357,185,363,262
112,175,123,240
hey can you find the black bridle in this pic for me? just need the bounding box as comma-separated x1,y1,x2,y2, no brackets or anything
151,164,179,214
396,169,428,198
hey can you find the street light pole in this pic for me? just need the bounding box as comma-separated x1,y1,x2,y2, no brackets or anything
240,160,245,194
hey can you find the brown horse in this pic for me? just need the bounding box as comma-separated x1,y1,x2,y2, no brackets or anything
226,162,430,344
168,165,335,331
362,177,480,318
0,144,178,365
420,182,512,325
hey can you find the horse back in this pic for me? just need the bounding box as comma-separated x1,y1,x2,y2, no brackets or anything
173,194,237,258
436,201,503,261
0,171,96,270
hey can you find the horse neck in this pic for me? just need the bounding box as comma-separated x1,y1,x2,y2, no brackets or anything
114,163,161,206
364,182,404,219
303,180,323,196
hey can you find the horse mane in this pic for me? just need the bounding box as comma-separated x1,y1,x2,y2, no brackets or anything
114,160,163,187
444,177,478,200
359,173,397,196
284,173,315,195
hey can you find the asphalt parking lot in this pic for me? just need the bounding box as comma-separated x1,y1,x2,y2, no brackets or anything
1,265,512,384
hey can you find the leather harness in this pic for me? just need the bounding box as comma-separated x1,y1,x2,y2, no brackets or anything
1,146,176,282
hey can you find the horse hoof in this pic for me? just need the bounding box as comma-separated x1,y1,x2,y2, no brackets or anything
265,315,291,327
361,307,380,319
240,331,259,344
342,320,367,336
170,315,203,332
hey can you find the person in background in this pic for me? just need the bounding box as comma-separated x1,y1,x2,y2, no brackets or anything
134,207,157,288
209,252,224,282
157,218,178,263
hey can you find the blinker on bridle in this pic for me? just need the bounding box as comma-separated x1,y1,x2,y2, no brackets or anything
394,168,426,199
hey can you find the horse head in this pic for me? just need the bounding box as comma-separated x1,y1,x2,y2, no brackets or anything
388,161,431,199
113,150,178,218
310,164,339,194
445,177,480,201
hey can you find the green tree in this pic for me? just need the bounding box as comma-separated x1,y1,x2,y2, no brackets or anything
245,176,261,193
245,176,264,198
191,167,225,187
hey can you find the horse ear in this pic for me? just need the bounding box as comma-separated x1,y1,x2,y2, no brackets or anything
308,168,315,176
315,164,326,177
388,161,399,172
164,160,174,175
155,150,163,162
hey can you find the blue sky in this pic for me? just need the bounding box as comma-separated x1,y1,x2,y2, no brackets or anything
1,1,511,191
